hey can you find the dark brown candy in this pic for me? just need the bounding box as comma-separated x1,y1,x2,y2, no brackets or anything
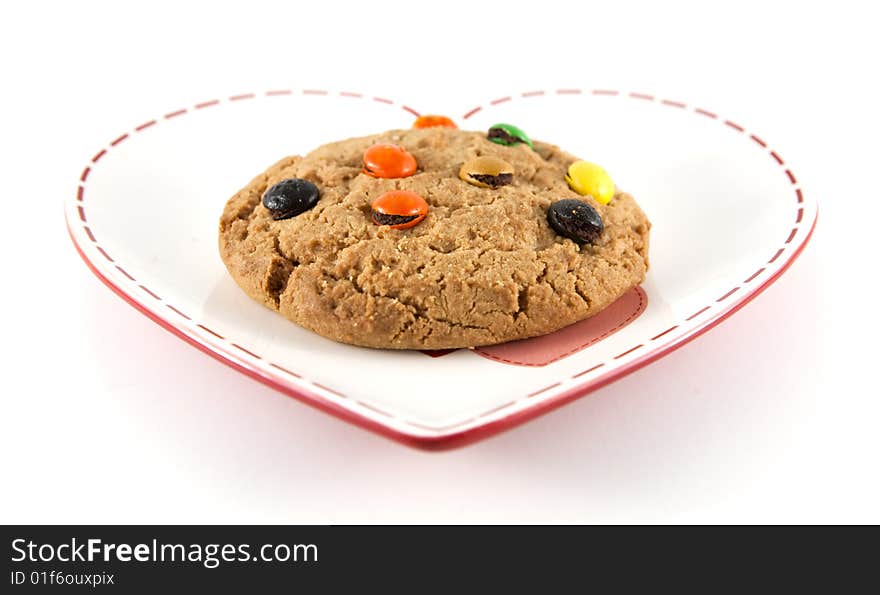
547,199,604,244
262,178,320,220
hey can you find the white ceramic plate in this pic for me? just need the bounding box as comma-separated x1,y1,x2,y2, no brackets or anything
65,87,816,449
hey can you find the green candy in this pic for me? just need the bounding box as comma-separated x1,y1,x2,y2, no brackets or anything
486,123,533,149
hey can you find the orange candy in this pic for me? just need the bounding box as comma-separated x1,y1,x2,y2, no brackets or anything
362,143,417,178
370,190,428,230
412,114,457,129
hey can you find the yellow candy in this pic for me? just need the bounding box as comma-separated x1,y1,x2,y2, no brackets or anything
565,160,615,205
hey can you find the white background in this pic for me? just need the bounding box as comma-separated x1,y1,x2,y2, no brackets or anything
1,0,876,523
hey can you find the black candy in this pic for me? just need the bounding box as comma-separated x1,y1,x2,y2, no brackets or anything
547,199,604,244
262,178,320,220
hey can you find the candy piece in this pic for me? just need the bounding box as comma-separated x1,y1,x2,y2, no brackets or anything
459,156,515,188
487,123,533,148
413,115,457,129
261,178,320,220
371,190,428,229
565,160,615,205
547,199,604,244
362,143,418,178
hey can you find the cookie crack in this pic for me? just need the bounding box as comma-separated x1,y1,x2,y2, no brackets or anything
516,285,528,316
322,267,497,342
265,236,299,308
573,283,594,309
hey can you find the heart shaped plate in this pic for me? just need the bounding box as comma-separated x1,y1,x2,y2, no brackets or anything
65,87,817,449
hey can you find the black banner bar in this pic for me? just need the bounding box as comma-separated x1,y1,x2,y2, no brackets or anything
1,525,859,590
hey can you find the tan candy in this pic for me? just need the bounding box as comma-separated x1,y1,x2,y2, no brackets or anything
459,156,515,188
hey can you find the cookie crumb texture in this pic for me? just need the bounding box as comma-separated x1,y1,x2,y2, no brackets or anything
219,128,650,349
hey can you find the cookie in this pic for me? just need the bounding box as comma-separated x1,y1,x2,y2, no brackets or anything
218,127,650,349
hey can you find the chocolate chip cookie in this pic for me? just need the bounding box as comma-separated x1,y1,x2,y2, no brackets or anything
218,125,650,349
